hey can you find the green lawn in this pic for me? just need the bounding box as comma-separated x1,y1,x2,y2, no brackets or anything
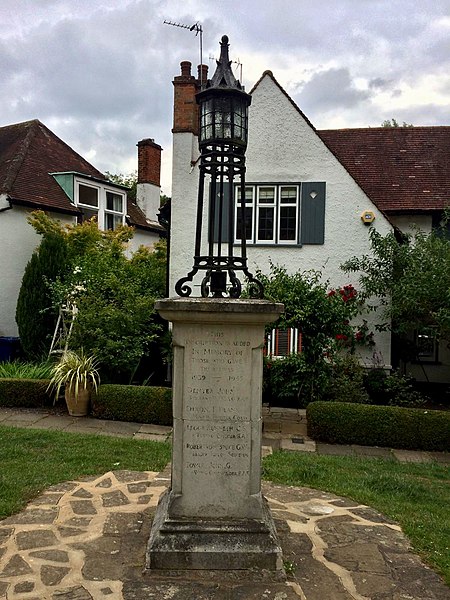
0,425,171,518
0,425,448,586
263,450,450,586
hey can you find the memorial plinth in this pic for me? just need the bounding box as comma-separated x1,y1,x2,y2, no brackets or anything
146,298,284,571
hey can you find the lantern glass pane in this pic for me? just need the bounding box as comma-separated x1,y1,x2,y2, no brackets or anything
214,114,223,138
199,91,249,144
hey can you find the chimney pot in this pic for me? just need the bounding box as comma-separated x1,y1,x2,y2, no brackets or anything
180,61,192,77
197,64,208,83
172,61,199,134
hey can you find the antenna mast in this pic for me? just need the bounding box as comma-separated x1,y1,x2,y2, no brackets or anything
209,54,243,83
164,20,204,86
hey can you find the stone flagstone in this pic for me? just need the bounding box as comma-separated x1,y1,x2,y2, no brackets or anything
0,469,448,599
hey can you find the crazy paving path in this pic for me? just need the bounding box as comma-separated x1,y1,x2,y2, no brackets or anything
0,468,448,600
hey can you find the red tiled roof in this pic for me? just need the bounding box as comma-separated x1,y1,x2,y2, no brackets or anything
0,120,105,213
0,119,158,230
318,127,450,213
126,201,163,232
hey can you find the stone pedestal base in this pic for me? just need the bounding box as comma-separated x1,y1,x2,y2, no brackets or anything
147,489,282,570
147,298,284,572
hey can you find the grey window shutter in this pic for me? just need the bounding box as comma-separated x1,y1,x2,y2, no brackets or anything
208,181,230,243
301,182,326,244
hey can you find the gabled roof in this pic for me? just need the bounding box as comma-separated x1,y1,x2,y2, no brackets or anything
319,127,450,213
0,119,160,230
250,71,317,133
250,72,449,214
0,120,104,214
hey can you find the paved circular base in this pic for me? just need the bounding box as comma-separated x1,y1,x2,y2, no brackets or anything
0,467,448,599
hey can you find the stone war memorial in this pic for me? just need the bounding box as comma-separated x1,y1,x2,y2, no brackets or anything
146,35,284,572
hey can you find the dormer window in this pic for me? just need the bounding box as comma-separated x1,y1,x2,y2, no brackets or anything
75,178,126,231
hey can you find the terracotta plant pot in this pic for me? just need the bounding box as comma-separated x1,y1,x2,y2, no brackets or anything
65,386,90,417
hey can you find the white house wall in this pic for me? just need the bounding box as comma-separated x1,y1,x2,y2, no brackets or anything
136,183,160,226
127,229,160,255
170,131,200,287
170,73,393,367
0,205,160,339
0,206,74,337
389,214,432,236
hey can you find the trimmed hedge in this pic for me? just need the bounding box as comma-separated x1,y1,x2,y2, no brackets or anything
0,379,52,408
306,401,450,451
92,384,172,426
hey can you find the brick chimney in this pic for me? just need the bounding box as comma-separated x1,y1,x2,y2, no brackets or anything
136,138,162,221
172,61,208,135
137,138,161,186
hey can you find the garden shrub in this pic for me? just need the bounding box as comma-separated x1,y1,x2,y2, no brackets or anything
325,354,370,404
0,361,54,380
20,212,168,384
263,353,331,407
383,371,425,407
256,263,371,406
0,379,52,407
307,401,450,451
363,368,387,404
92,384,172,425
363,369,425,407
16,230,69,359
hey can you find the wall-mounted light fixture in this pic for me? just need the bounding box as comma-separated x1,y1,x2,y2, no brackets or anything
361,210,375,225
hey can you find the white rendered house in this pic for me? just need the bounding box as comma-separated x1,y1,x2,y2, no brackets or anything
169,62,393,368
0,120,164,338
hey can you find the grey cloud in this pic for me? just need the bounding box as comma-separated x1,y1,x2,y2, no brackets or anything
369,78,393,90
391,103,450,126
1,0,449,190
2,5,178,113
295,68,371,114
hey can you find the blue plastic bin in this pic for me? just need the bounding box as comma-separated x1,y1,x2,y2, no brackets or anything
0,337,21,362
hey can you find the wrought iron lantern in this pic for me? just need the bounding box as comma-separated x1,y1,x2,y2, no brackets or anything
175,35,263,299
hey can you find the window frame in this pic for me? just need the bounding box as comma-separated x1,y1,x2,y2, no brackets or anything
234,185,255,244
278,185,299,243
74,177,126,231
234,183,301,246
266,328,302,358
414,328,440,364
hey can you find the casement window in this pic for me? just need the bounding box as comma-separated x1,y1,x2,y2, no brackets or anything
415,328,439,363
75,179,126,231
432,213,450,240
210,181,325,245
266,328,302,357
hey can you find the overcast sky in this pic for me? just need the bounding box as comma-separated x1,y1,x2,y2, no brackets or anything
1,0,449,194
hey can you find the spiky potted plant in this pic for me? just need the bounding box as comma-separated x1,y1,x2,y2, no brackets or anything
48,350,100,416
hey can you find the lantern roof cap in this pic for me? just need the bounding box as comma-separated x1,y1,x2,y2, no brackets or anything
207,35,244,91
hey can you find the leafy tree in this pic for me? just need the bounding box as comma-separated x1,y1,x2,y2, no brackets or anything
381,118,414,128
16,229,69,359
105,171,137,202
105,172,171,209
342,224,450,356
67,240,167,382
23,211,167,383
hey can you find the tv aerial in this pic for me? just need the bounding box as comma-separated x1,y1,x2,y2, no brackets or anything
164,20,204,86
209,54,242,82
